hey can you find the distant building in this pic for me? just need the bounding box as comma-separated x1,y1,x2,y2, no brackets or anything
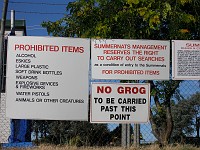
4,19,27,36
1,19,27,92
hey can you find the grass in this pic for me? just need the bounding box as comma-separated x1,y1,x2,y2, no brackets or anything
3,144,200,150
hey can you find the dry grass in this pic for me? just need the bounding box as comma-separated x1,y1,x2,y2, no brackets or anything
4,144,200,150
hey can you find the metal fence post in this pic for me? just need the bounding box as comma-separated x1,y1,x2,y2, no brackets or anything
122,124,131,148
137,124,140,146
134,123,140,147
121,124,127,148
127,124,130,147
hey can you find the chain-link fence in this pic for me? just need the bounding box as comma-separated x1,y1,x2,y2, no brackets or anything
0,80,199,149
1,0,200,148
0,28,200,149
0,39,200,149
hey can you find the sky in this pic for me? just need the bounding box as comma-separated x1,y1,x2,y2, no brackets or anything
0,0,74,36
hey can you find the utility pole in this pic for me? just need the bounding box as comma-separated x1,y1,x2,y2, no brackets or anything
0,0,9,96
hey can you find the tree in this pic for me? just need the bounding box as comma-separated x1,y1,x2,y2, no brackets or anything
32,120,110,146
190,93,200,138
171,92,200,142
42,0,199,39
42,0,200,145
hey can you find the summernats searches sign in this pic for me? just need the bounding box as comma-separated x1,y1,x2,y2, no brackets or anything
6,36,90,120
91,39,170,80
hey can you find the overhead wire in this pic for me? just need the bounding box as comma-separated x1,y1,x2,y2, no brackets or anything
27,28,46,31
27,25,42,27
0,0,71,15
27,25,46,31
3,0,68,6
0,0,72,32
4,1,71,16
0,0,73,15
12,10,67,15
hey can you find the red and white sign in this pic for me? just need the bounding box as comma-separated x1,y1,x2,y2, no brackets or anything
91,39,170,80
172,40,200,80
90,83,150,123
6,36,90,120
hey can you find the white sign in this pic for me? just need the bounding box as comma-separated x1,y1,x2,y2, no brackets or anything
91,39,170,80
172,40,200,80
90,83,150,123
0,93,10,143
6,36,90,120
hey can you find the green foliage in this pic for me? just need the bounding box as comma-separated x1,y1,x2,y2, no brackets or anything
171,92,200,142
32,121,110,146
68,136,82,147
42,0,200,39
127,0,140,6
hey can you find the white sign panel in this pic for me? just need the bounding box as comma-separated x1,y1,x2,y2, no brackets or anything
91,39,170,80
6,36,90,120
0,93,10,143
172,40,200,80
90,83,150,123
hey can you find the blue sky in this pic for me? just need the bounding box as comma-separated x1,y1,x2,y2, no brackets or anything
0,0,74,36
